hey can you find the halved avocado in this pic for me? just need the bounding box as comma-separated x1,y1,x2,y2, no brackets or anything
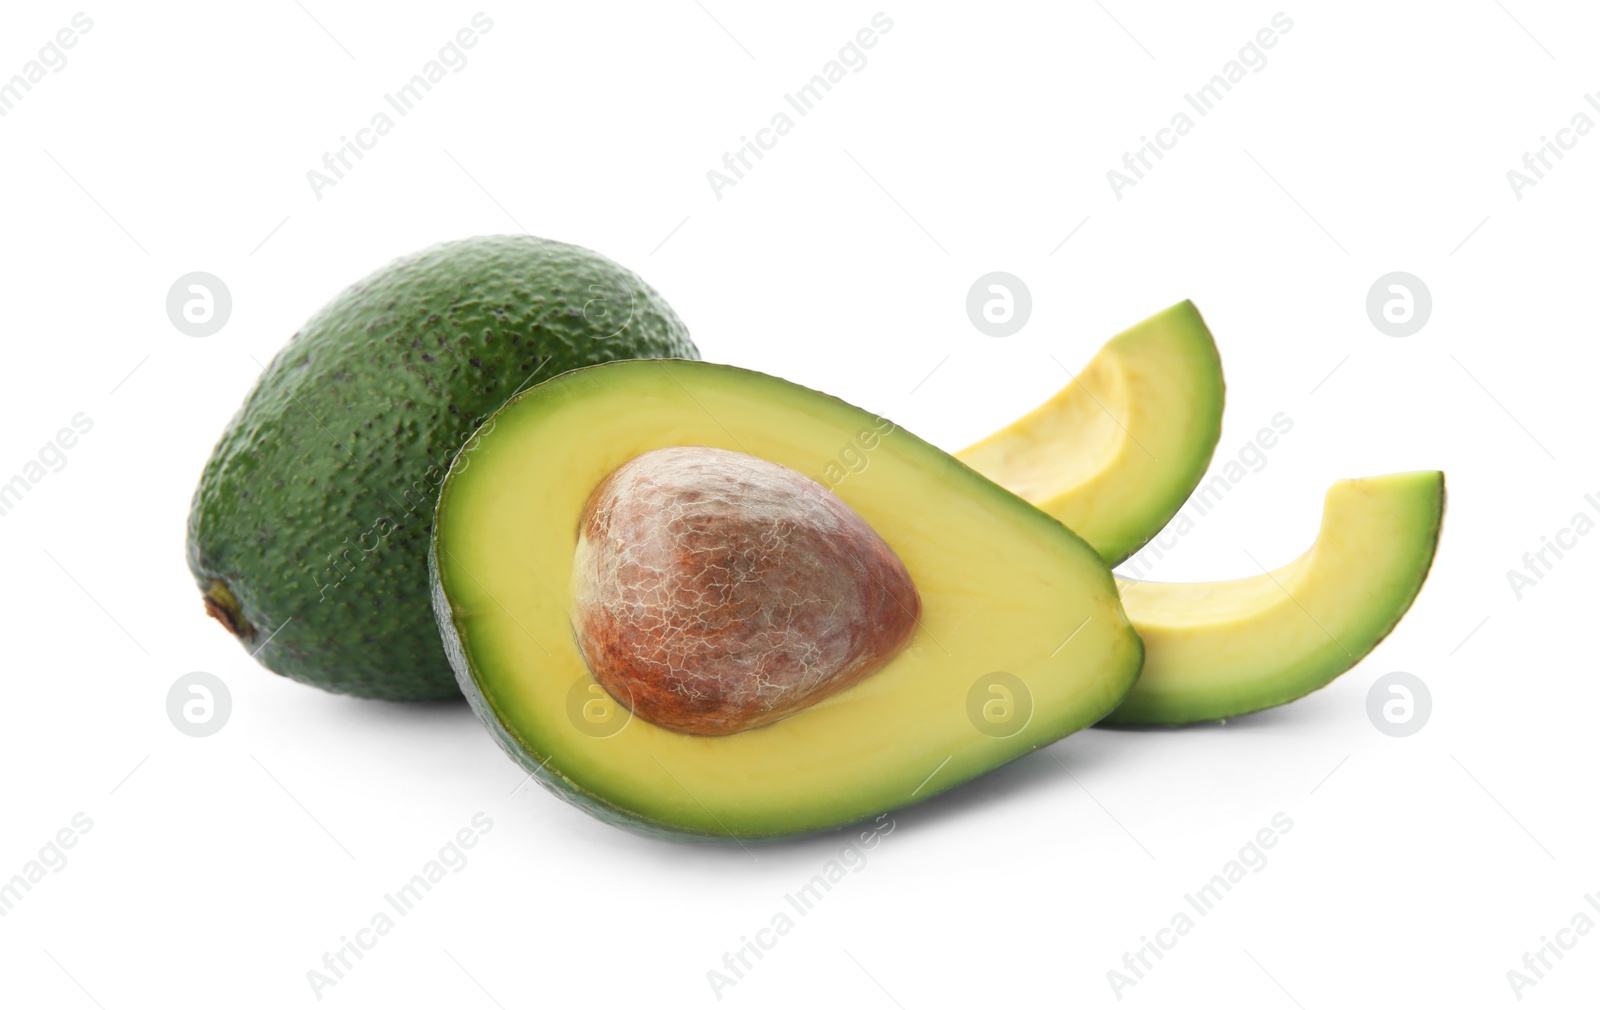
1106,472,1444,725
430,359,1144,838
956,301,1225,565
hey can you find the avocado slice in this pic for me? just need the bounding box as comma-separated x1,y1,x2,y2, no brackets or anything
1105,472,1444,725
956,301,1225,566
187,236,698,701
430,359,1144,838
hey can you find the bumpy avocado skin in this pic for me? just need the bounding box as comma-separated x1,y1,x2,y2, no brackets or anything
187,236,699,701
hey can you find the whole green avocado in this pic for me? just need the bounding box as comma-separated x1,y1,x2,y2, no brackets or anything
187,235,699,700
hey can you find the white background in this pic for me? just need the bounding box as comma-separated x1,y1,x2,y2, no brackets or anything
1,1,1595,1006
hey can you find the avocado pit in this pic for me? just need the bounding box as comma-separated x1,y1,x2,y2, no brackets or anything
571,445,920,735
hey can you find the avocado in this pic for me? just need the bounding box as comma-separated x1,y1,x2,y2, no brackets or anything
1106,472,1444,724
429,359,1144,838
187,236,698,701
961,307,1440,724
957,301,1225,565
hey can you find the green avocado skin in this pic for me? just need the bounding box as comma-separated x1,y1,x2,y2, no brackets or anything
186,235,699,701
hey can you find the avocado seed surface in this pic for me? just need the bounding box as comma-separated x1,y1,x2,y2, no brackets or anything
572,445,920,735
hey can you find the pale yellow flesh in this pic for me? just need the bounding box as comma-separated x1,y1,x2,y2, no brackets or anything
1107,472,1444,725
957,301,1224,565
435,361,1142,836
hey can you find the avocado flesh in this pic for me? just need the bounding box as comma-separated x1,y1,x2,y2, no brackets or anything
186,235,698,701
1105,472,1444,725
430,359,1144,838
956,301,1224,566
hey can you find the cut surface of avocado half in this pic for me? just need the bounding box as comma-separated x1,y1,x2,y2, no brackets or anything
430,359,1144,838
1106,472,1444,725
956,300,1225,566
